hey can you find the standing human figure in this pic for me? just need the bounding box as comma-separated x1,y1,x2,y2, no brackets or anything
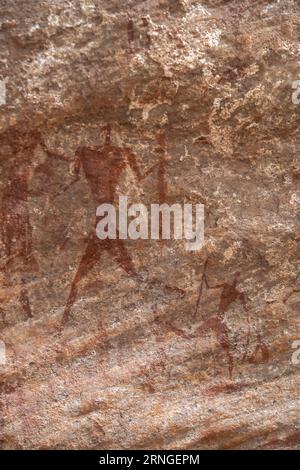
62,125,160,324
0,127,67,320
193,261,269,377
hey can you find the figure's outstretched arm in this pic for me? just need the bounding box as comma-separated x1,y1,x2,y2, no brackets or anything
40,141,70,162
32,143,81,198
141,161,160,180
126,149,142,180
194,260,222,317
126,149,160,181
54,152,81,198
203,274,224,290
194,273,223,317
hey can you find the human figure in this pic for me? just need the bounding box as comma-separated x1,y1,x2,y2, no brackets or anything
62,125,159,324
163,261,269,379
193,266,248,378
0,127,68,320
193,261,269,377
195,262,249,319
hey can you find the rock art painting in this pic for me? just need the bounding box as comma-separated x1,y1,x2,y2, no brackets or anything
0,0,299,452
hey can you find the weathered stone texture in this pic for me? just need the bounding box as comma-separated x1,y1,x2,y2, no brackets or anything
0,0,300,449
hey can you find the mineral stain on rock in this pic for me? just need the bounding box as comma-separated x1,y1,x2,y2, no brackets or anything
0,0,299,450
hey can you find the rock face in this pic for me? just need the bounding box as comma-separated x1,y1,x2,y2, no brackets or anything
0,0,300,450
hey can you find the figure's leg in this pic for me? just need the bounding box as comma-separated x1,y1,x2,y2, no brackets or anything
216,318,234,380
249,333,269,364
109,239,137,276
160,283,185,297
0,307,7,326
239,292,251,362
17,270,33,319
194,274,224,318
111,240,185,296
194,316,234,379
194,273,206,318
62,235,102,325
162,314,234,378
19,287,33,319
194,260,209,318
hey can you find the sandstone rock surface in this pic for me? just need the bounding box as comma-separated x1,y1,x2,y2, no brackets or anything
0,0,300,449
